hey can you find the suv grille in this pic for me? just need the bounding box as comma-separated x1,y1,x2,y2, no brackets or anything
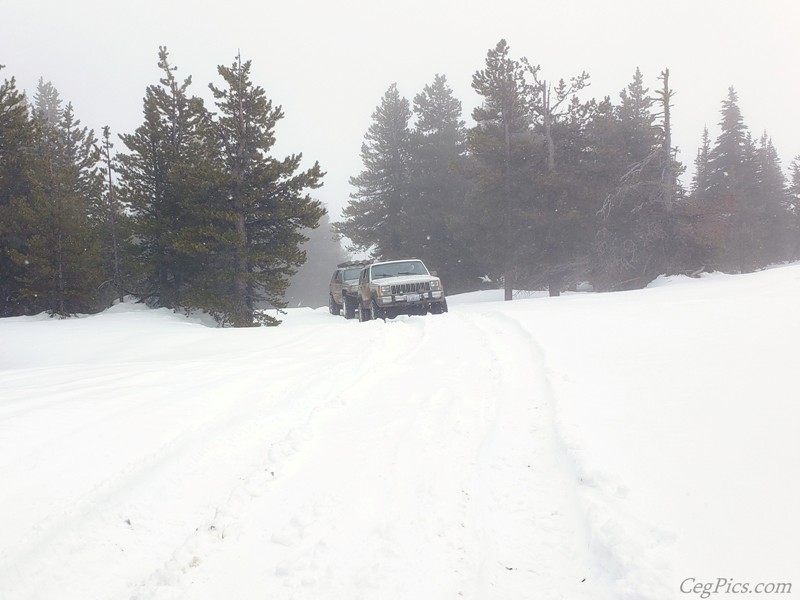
391,281,431,295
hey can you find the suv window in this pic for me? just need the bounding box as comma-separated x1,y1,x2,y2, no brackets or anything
343,267,362,281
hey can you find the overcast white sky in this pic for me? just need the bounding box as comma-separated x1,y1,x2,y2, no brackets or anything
3,0,799,220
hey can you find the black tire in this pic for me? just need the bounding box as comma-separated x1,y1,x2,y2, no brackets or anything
430,299,447,314
358,301,371,322
328,294,341,316
372,300,386,321
343,295,356,319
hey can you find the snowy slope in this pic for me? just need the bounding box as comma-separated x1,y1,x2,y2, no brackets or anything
1,266,798,599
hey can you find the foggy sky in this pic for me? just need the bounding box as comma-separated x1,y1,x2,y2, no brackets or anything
3,0,799,220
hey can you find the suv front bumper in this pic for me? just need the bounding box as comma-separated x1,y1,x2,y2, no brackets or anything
377,290,444,306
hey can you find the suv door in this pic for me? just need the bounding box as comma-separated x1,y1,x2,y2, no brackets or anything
358,267,370,306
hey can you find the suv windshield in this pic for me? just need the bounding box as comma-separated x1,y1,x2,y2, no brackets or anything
371,260,429,279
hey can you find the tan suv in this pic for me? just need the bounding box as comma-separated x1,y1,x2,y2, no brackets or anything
329,261,371,318
356,258,447,321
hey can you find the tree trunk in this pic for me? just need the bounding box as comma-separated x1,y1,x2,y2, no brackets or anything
233,212,250,325
56,230,65,316
659,69,675,210
504,272,513,301
542,81,556,173
547,273,562,297
503,99,513,302
104,133,124,303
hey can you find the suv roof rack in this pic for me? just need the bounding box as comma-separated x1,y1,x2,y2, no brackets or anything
337,260,373,268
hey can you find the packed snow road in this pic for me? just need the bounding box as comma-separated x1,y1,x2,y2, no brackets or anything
0,304,599,600
1,267,799,599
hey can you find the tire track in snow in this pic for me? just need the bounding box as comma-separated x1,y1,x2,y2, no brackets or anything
146,312,499,600
1,306,607,600
158,309,603,600
128,316,431,600
455,309,608,599
0,319,364,600
268,312,497,600
489,308,676,599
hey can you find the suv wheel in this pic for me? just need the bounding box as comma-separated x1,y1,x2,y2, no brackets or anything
358,302,371,322
430,300,447,315
372,300,386,321
343,295,355,319
328,294,341,316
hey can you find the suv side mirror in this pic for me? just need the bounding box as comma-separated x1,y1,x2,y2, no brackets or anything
431,270,437,276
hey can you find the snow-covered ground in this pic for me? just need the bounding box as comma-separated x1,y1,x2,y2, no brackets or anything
1,266,798,600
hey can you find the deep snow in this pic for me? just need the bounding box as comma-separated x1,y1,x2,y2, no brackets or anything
1,266,798,599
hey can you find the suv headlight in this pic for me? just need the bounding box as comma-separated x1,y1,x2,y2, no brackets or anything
430,279,440,290
378,285,391,296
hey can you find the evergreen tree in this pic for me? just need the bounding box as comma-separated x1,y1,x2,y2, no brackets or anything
788,156,800,259
97,126,127,303
753,133,787,208
582,69,655,193
752,132,789,263
207,52,325,326
617,68,658,165
707,88,749,195
524,61,594,295
691,127,711,197
789,156,800,211
679,125,729,274
582,96,627,196
705,88,773,272
0,67,36,316
526,60,590,175
7,85,104,316
467,39,533,300
408,74,477,293
117,47,212,309
32,78,60,124
336,83,412,259
593,69,686,290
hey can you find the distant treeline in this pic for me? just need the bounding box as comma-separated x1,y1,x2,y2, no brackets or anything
2,40,799,325
336,40,800,298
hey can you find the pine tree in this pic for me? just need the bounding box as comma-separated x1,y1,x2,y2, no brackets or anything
0,67,36,316
97,126,127,303
753,133,787,208
593,69,685,290
32,78,60,124
408,74,477,293
207,52,325,326
691,127,711,197
117,47,212,309
523,60,594,295
707,88,749,195
526,60,590,175
336,83,412,259
617,68,658,164
7,85,104,316
788,156,800,258
705,88,770,272
788,157,800,214
468,39,533,300
678,125,729,274
752,132,789,263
